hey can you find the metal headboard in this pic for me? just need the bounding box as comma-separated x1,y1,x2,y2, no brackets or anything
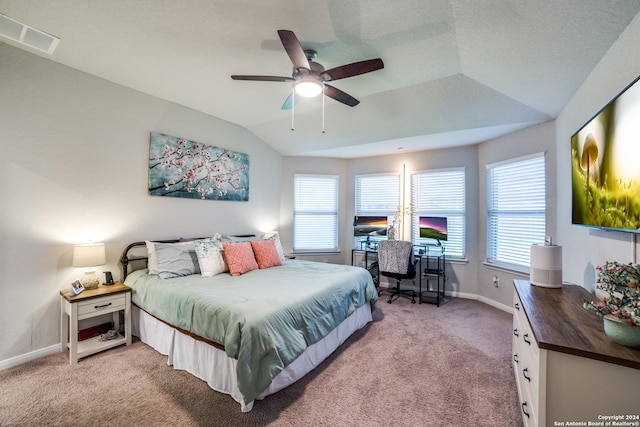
119,239,175,281
119,235,257,281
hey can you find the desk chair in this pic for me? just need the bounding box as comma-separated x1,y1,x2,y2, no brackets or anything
378,240,417,304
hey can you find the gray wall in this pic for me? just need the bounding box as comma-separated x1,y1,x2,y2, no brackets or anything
281,129,553,311
0,43,281,363
477,121,557,308
556,11,640,293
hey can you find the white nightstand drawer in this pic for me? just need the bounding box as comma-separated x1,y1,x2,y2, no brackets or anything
77,294,125,318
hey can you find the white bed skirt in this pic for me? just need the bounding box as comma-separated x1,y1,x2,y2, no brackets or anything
132,304,373,412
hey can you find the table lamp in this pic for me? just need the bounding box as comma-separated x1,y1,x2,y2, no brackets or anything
73,243,106,289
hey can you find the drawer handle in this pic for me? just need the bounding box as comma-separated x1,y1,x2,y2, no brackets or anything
95,302,113,310
514,302,520,310
523,333,531,345
513,328,519,337
523,368,531,382
513,354,519,364
521,402,530,418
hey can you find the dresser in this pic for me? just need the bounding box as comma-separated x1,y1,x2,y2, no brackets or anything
512,280,640,427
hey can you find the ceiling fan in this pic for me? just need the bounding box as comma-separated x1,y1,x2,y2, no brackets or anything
231,30,384,110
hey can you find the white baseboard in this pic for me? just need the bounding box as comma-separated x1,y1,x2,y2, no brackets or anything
0,344,60,371
1,292,513,370
446,290,513,314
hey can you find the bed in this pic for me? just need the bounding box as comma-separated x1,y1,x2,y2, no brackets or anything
120,235,378,412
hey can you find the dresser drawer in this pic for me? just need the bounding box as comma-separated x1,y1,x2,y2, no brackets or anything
77,294,126,319
513,291,540,426
517,378,538,427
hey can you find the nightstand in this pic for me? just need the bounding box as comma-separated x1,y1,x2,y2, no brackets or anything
60,282,132,364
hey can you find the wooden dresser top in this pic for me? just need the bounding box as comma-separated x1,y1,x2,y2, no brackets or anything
514,279,640,370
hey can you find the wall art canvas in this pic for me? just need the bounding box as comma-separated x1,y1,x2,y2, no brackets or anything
149,132,249,201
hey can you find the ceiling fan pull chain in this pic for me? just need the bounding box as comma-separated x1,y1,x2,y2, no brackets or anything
291,88,295,131
322,89,325,133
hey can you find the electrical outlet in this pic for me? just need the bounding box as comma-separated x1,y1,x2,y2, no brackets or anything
492,275,499,287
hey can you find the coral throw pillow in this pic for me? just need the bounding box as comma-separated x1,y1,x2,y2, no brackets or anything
223,242,259,276
251,239,283,269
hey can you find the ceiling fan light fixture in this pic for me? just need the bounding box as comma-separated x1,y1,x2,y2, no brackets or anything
294,78,323,98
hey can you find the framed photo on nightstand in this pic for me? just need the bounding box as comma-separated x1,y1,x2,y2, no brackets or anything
70,280,84,296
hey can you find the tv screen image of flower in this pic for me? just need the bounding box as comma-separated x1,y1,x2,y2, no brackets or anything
419,216,448,241
354,216,388,236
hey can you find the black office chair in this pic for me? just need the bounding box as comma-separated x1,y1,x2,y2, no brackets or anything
378,240,417,304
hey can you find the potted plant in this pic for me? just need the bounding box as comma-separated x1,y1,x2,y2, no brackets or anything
583,261,640,349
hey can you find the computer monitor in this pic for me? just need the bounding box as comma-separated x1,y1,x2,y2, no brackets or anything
419,216,447,243
353,216,388,236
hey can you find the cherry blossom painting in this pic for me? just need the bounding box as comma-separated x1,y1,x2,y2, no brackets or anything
148,132,249,201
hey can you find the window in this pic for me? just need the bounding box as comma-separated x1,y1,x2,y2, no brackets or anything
354,173,400,248
410,168,466,258
293,174,339,252
487,153,546,269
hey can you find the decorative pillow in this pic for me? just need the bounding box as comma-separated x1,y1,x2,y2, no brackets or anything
146,240,197,275
263,232,285,263
223,242,259,276
194,238,228,277
153,241,200,279
251,239,283,269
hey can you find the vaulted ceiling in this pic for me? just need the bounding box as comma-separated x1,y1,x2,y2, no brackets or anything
2,1,639,158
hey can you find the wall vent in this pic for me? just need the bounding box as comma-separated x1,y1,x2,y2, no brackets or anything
0,14,59,54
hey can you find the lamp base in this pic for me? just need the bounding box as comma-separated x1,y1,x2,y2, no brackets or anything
79,271,100,290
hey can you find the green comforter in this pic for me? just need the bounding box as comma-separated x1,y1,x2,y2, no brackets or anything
124,259,378,405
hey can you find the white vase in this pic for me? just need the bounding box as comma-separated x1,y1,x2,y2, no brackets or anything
388,226,396,240
80,271,100,290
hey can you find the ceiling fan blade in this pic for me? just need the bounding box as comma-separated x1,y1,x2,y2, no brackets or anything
231,75,294,82
281,93,300,110
324,84,359,107
277,30,310,70
320,58,384,82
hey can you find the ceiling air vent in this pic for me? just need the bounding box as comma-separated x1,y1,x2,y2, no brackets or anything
0,14,59,54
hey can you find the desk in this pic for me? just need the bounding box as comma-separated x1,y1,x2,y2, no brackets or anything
351,249,379,287
352,246,446,304
416,247,445,306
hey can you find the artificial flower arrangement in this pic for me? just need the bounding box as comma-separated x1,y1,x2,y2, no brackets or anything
583,261,640,327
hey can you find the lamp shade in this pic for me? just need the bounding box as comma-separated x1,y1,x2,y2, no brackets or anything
72,243,106,268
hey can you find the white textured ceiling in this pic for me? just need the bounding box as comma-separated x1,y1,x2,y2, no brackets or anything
1,1,639,158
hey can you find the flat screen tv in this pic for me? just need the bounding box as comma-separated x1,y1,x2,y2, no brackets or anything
353,216,388,236
571,75,640,233
419,216,448,241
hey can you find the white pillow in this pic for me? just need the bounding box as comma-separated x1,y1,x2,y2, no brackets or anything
194,238,228,277
146,240,196,275
263,232,285,263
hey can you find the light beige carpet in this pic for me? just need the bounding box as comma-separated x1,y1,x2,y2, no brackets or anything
0,297,522,427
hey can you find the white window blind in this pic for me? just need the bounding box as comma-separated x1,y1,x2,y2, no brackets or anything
487,153,546,268
293,174,339,252
354,174,400,247
410,168,466,258
355,173,401,215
